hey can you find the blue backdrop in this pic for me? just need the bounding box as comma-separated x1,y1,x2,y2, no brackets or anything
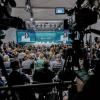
16,30,72,44
16,30,36,43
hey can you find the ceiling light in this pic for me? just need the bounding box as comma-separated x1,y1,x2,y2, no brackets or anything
30,17,33,22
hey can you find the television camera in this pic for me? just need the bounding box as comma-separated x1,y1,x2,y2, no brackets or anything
0,0,26,31
0,0,26,45
63,0,100,68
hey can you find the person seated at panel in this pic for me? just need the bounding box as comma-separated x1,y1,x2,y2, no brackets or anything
21,32,30,42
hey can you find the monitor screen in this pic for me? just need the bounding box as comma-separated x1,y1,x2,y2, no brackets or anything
16,30,72,44
55,7,65,14
16,30,36,43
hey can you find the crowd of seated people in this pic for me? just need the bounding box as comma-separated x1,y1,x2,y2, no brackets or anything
0,41,100,100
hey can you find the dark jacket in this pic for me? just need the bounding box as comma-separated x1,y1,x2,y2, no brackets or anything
8,70,35,100
33,68,55,83
33,68,55,93
8,71,29,85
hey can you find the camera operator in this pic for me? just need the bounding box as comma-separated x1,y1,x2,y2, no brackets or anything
73,60,100,100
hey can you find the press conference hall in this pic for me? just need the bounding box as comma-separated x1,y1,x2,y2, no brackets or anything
0,0,100,100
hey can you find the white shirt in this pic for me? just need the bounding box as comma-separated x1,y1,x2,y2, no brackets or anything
18,52,25,60
60,35,68,44
21,36,30,42
22,59,33,69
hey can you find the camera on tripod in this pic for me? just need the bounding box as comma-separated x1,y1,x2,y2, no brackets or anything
0,0,26,30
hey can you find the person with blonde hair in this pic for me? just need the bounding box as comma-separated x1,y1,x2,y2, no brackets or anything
3,54,10,69
35,53,46,70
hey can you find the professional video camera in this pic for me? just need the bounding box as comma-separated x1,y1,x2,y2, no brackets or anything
75,8,97,30
77,1,98,28
63,0,100,71
0,0,26,30
66,0,100,41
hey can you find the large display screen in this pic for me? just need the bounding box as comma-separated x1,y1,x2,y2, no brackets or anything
16,30,72,44
36,31,63,43
16,30,36,43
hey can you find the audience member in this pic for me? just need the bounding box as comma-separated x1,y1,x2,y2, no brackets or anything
33,61,55,99
0,41,100,100
8,60,36,100
50,54,64,74
22,55,33,75
3,54,10,69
